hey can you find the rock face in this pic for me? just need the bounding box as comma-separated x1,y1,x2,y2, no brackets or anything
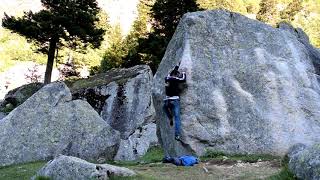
153,10,320,157
70,65,157,160
288,144,320,180
1,82,43,107
33,155,136,180
114,123,158,161
0,111,5,120
0,82,120,167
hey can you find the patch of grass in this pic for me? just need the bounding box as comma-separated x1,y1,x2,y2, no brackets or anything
266,156,297,180
109,146,164,166
267,166,296,180
1,104,14,113
0,161,46,180
34,176,51,180
110,174,156,180
201,150,226,159
227,154,280,163
201,150,280,163
139,146,164,163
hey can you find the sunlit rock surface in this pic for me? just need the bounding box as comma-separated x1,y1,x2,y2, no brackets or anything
33,155,135,180
69,65,157,160
153,10,320,157
288,144,320,180
0,82,120,167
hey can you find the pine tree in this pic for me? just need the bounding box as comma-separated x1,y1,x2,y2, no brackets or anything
140,0,200,72
197,0,216,9
122,0,154,68
151,0,200,39
100,24,125,71
2,0,105,84
280,0,303,21
197,0,246,13
257,0,278,25
100,0,154,72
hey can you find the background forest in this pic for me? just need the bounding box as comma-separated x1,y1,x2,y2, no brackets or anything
0,0,319,75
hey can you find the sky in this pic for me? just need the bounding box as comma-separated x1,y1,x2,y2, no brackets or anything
0,0,139,35
99,0,139,35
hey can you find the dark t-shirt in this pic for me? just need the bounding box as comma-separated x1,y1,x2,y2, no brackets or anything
165,72,186,97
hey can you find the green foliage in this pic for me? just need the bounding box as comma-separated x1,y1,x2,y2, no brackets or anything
266,155,297,180
136,0,201,72
55,10,111,69
292,0,320,47
280,0,303,21
100,0,154,72
139,146,164,163
35,176,51,180
0,161,46,180
202,150,226,158
109,146,164,166
257,0,279,24
0,28,46,72
267,166,297,180
151,0,200,38
100,24,126,71
122,0,154,68
243,0,261,14
197,0,247,13
0,103,15,113
2,0,105,83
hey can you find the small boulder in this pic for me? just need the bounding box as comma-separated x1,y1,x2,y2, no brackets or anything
288,144,320,180
33,155,136,180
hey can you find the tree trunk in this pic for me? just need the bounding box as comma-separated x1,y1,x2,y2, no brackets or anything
44,37,58,84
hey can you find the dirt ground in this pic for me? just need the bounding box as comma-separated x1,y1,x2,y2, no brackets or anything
129,160,281,180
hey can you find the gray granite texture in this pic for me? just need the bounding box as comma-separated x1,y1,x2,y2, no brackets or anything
153,10,320,157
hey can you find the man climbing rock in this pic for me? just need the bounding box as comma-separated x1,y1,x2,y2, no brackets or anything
163,65,186,141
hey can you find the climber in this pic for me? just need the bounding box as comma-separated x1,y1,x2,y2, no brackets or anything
163,65,186,141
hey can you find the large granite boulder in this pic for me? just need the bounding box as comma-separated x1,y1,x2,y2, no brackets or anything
33,155,136,180
0,82,120,167
288,144,320,180
69,65,157,160
0,111,5,121
153,10,320,157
